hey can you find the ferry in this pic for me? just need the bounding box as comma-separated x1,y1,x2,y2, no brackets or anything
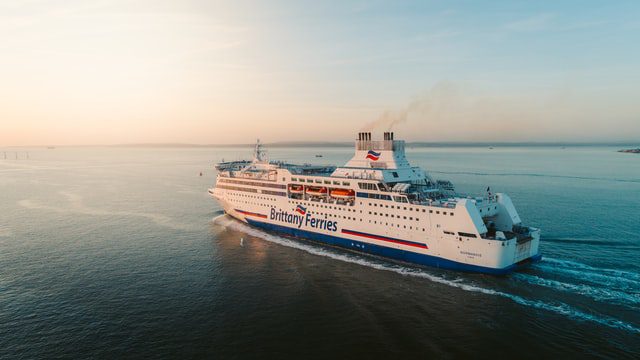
209,132,541,274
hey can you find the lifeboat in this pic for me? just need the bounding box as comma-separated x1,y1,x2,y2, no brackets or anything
288,184,304,194
330,188,355,199
306,186,327,196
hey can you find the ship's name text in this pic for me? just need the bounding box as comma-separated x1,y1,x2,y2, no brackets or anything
270,208,338,232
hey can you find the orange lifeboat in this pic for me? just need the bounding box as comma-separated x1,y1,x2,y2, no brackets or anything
288,184,304,194
330,188,355,199
306,186,327,196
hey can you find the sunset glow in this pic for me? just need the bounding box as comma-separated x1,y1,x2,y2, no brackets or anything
1,0,639,146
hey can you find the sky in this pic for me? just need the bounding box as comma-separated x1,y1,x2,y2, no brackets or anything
1,0,639,146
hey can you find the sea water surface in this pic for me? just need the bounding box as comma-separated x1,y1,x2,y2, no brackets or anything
0,145,639,359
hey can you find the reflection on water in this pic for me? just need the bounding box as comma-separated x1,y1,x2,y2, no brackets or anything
0,146,639,358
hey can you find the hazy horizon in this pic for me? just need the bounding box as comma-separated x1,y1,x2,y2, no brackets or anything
2,0,639,146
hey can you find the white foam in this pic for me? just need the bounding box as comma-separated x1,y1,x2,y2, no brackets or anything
213,215,640,334
535,261,640,291
514,273,640,308
544,257,640,282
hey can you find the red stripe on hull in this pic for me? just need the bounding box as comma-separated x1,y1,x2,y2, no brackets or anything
341,229,428,249
235,209,268,219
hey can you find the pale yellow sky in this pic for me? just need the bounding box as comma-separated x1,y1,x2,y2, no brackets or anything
1,1,639,146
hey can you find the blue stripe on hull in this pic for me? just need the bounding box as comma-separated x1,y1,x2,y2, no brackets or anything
245,219,539,275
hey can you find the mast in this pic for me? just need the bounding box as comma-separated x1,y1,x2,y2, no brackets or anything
252,139,267,163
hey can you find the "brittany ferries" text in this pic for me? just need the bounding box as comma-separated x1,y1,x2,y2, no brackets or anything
270,208,338,232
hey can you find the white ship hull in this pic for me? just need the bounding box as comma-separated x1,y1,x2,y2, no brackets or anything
210,133,541,275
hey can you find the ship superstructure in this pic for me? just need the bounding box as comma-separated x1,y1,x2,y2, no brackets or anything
209,133,541,274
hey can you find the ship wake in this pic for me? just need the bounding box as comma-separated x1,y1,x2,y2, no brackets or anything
212,215,640,334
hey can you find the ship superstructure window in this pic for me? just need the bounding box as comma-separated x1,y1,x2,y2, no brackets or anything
458,232,477,238
333,181,340,185
392,172,399,178
358,182,378,190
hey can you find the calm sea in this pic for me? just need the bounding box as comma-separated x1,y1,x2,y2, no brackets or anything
1,145,639,359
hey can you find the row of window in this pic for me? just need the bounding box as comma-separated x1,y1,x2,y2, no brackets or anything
443,230,478,238
226,191,277,204
366,202,454,216
262,190,286,197
357,192,393,201
219,178,286,189
290,178,351,186
368,211,420,221
368,219,426,231
358,182,379,190
219,184,285,197
218,184,258,193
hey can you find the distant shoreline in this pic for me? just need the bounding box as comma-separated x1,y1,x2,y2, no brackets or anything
3,141,639,149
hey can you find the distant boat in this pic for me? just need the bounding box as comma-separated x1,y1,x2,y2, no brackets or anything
47,146,55,149
489,147,494,150
618,148,640,154
315,154,323,157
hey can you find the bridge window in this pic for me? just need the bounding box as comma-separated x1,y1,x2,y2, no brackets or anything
458,232,477,238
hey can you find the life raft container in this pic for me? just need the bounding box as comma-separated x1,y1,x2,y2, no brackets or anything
306,186,328,196
330,188,355,198
288,184,304,194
